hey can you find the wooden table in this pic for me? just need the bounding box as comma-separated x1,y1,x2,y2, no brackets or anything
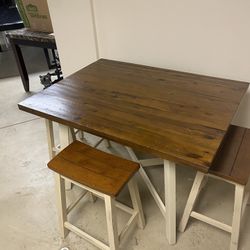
18,59,249,245
6,28,57,92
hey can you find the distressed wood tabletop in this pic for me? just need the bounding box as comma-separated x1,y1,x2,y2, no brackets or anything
18,59,249,172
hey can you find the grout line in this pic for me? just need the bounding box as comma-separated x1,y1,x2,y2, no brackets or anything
0,117,41,130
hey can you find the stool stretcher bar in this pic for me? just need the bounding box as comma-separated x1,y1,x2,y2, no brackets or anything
64,221,110,250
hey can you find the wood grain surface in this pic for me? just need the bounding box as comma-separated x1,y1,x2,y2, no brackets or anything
210,125,250,185
48,141,139,196
18,59,249,172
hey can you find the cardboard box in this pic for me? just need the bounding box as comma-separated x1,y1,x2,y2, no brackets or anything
16,0,53,33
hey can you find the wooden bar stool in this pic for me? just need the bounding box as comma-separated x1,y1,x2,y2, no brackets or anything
179,125,250,250
48,140,145,250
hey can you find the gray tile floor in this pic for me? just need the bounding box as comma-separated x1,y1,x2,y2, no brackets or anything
1,55,250,250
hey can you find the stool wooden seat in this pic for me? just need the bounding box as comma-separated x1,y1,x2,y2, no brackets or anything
179,125,250,250
48,140,145,250
209,125,250,185
48,140,140,196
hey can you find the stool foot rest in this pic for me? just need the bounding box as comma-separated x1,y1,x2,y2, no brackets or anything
190,211,232,233
64,221,110,250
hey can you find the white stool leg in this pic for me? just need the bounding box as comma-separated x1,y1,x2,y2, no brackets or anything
128,177,146,229
230,184,244,250
104,195,119,250
179,171,206,232
54,173,69,238
59,124,72,190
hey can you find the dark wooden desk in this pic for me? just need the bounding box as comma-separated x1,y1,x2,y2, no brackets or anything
18,59,249,244
6,28,56,92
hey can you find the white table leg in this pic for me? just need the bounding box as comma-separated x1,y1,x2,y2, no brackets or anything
126,147,177,245
45,119,56,160
164,160,176,245
59,124,72,190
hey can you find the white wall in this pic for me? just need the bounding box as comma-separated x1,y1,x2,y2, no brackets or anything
48,0,250,127
95,0,250,82
47,0,97,77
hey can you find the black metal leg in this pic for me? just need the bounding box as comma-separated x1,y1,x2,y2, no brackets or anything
43,48,57,69
44,48,51,69
10,41,29,92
